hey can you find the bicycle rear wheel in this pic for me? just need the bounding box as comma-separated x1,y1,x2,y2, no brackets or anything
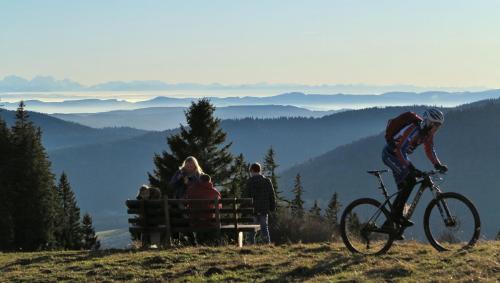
424,192,481,252
340,198,394,255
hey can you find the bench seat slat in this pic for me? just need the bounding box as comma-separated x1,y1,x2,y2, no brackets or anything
220,224,261,231
128,217,165,225
126,198,255,208
168,218,255,225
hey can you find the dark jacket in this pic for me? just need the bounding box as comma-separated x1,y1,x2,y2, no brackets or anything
244,174,277,214
169,169,200,199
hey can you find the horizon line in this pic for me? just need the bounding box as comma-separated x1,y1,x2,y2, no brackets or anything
0,74,490,91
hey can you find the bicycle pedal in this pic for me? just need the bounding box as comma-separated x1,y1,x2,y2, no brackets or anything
400,219,414,227
393,217,414,227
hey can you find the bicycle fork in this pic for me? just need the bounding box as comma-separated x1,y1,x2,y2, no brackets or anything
432,189,456,227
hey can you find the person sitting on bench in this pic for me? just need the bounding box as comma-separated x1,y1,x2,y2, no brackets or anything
185,174,221,245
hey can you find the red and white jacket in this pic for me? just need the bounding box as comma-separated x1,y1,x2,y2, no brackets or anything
392,123,441,167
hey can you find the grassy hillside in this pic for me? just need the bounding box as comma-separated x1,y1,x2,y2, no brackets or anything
0,242,498,282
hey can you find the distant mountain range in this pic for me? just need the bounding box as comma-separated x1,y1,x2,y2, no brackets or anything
279,99,500,239
0,75,487,93
3,89,500,114
51,105,339,130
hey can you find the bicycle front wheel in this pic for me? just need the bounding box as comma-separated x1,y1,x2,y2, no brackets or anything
424,192,481,252
340,198,394,255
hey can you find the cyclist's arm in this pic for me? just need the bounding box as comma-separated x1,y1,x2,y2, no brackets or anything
424,136,441,165
394,126,414,167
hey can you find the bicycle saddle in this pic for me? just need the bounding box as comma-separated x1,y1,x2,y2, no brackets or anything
366,169,388,176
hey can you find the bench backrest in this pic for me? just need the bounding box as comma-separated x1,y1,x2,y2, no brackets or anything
126,198,255,229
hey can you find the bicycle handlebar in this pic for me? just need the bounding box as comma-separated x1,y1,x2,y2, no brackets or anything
418,170,447,179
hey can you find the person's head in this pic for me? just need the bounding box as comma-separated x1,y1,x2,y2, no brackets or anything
149,187,162,200
200,174,211,183
137,185,150,200
249,162,262,176
422,108,444,133
180,156,203,175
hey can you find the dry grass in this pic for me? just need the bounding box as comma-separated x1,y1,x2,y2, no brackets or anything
0,241,498,282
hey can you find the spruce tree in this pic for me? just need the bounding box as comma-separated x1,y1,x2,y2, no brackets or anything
149,99,234,196
81,213,100,250
263,146,285,204
291,174,305,218
226,153,249,198
57,172,83,249
9,102,58,250
0,116,14,250
325,192,341,226
496,230,500,241
309,200,322,218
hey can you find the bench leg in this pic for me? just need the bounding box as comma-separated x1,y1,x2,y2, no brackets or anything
238,232,244,248
162,233,172,248
216,229,222,246
141,233,149,248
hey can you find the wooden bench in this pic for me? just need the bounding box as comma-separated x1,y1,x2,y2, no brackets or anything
125,197,261,247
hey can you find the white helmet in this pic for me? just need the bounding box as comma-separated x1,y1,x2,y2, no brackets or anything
423,108,444,127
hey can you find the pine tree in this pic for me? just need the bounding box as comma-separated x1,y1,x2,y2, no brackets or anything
263,146,285,204
9,102,58,250
81,213,100,250
56,172,83,249
226,153,249,198
291,174,305,218
149,99,234,196
309,200,322,218
0,116,14,250
496,230,500,241
325,192,341,226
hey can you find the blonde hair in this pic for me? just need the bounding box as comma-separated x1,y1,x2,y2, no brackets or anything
180,156,204,176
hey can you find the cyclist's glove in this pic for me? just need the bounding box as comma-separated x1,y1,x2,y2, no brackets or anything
434,163,448,173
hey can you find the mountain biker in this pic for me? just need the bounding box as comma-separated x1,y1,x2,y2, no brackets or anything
382,108,448,231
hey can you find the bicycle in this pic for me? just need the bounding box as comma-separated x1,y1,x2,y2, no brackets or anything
340,169,481,255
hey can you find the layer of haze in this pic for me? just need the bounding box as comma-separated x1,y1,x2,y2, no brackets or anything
1,0,499,87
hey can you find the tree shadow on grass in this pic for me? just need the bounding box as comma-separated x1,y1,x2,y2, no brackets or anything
0,255,54,271
0,249,137,272
301,245,333,254
58,249,142,264
365,267,412,280
266,252,366,282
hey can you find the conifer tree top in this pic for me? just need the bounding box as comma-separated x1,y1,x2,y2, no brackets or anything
149,98,234,195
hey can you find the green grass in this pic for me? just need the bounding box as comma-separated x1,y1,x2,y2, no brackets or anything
1,241,498,282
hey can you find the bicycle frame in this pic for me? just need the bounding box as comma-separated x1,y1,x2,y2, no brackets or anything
367,172,445,225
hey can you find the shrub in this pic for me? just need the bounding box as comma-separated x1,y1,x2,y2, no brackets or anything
269,207,337,244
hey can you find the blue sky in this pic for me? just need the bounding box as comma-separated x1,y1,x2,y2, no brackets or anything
1,0,499,87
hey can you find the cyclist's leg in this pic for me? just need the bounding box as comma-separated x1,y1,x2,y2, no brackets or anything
392,177,415,225
382,147,414,226
382,146,408,185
